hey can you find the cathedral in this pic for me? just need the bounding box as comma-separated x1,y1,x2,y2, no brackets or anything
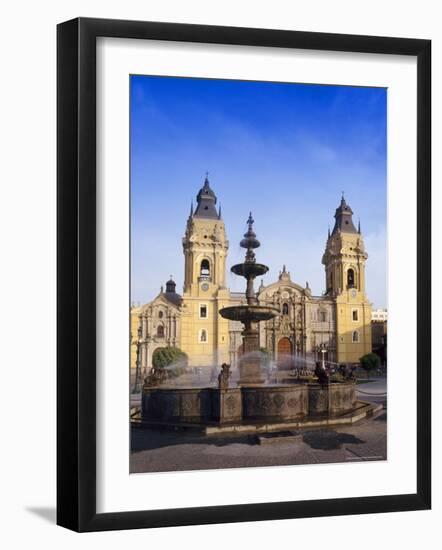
131,177,372,375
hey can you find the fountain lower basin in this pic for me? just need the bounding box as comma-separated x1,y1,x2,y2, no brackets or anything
142,381,357,427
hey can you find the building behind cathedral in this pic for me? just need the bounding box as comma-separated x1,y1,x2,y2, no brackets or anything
131,177,372,376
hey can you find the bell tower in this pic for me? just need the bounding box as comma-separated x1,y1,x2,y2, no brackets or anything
180,176,231,367
183,175,228,293
322,195,372,363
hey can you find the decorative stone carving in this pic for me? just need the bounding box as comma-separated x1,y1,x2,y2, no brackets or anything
225,395,236,414
273,393,285,410
182,398,193,412
242,386,308,420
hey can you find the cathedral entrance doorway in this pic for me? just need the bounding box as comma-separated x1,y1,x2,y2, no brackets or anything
277,337,293,369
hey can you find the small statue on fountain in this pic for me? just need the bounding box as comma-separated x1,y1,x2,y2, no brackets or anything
339,363,356,381
347,364,356,380
144,366,167,387
314,360,329,385
218,363,231,389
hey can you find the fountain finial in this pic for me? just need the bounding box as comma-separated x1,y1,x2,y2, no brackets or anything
240,212,261,262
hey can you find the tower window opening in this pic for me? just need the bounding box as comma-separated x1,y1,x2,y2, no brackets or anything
352,309,359,321
282,303,289,315
157,325,164,338
200,259,210,278
319,311,327,322
347,268,355,288
200,305,208,318
199,329,207,343
352,330,359,343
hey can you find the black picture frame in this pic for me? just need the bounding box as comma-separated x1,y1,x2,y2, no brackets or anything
57,17,431,532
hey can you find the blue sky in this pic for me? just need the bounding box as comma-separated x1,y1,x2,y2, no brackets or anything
131,75,387,308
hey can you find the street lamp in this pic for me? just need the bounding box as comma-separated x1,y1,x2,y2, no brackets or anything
319,344,327,371
132,324,142,394
142,333,152,378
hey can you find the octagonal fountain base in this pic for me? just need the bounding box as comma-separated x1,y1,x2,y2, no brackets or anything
141,381,361,432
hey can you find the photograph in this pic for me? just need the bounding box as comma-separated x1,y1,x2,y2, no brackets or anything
129,75,388,473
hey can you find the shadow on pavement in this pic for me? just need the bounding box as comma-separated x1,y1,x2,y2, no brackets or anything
302,429,365,450
131,429,259,453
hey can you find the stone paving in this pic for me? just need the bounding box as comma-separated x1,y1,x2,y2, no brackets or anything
130,404,386,474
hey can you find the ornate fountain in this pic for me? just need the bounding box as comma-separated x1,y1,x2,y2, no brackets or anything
219,213,279,384
140,213,373,432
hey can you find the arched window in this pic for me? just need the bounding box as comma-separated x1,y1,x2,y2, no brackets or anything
157,325,164,338
200,259,210,279
352,330,359,343
282,303,289,315
347,268,355,288
199,329,207,343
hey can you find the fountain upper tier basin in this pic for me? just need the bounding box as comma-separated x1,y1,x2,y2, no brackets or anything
219,304,279,322
231,262,269,278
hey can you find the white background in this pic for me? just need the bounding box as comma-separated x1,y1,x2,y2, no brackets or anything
0,0,440,548
97,38,417,513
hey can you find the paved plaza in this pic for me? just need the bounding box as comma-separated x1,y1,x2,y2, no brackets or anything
130,379,387,474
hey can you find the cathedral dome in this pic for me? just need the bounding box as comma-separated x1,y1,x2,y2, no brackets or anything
165,277,176,293
163,277,181,306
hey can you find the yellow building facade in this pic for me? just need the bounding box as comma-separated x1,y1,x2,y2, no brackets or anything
131,181,373,377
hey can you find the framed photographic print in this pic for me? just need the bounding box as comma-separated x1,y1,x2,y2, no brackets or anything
57,17,431,532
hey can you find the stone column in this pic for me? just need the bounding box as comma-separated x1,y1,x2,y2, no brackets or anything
211,388,242,423
238,321,264,385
